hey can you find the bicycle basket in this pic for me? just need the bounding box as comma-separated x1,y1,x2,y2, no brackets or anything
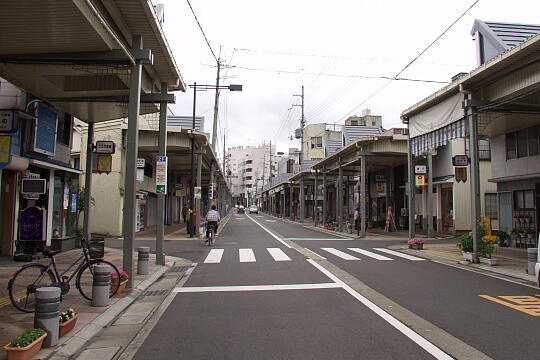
88,240,104,259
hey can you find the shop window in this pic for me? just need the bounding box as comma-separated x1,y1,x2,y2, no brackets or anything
517,129,528,158
485,193,498,219
506,132,516,159
514,190,534,210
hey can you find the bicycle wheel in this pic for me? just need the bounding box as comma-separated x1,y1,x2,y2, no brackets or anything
75,260,121,301
210,230,215,246
8,264,56,313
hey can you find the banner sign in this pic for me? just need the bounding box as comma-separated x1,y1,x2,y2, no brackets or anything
194,186,201,199
97,155,112,174
455,167,467,183
415,175,425,187
0,135,11,169
136,169,144,183
156,156,167,194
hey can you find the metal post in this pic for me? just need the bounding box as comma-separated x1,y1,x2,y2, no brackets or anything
322,166,327,225
83,122,94,242
407,134,415,239
289,182,293,220
156,82,168,265
189,83,197,238
122,35,143,288
467,98,481,259
299,176,305,222
427,152,434,238
281,191,285,218
360,155,367,238
210,162,215,206
313,170,318,223
195,151,203,236
337,162,343,232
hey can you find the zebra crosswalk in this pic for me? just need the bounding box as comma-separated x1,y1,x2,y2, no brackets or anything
203,247,425,264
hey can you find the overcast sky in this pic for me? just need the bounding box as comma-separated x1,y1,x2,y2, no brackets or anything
154,0,540,156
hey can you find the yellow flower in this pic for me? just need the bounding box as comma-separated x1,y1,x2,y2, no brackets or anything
482,235,499,244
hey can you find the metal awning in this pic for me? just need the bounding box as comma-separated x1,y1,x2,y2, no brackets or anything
0,0,185,122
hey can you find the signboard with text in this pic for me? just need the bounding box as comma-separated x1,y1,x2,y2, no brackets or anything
95,141,116,154
415,165,427,174
452,155,469,166
0,135,11,169
156,156,167,194
0,110,17,133
137,158,145,168
415,175,425,187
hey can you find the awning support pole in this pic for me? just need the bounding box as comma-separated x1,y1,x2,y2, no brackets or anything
156,82,168,266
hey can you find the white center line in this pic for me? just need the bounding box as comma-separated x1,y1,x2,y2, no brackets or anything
173,283,341,293
374,248,426,261
246,214,292,248
239,248,256,262
348,248,394,261
321,248,360,260
267,248,291,261
204,249,224,264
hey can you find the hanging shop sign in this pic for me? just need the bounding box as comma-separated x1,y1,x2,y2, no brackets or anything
455,167,468,183
376,182,386,196
32,104,57,156
136,169,144,183
415,175,425,187
415,165,427,174
0,110,18,133
156,156,167,194
452,155,469,167
137,158,146,168
96,155,112,174
0,134,11,169
194,186,202,199
95,141,116,154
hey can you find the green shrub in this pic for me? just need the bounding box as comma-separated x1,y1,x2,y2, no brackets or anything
9,328,45,348
457,234,473,253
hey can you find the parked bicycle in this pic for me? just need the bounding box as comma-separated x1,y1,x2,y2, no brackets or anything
7,237,121,313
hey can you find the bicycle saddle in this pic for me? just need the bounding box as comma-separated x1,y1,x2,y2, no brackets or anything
43,248,61,257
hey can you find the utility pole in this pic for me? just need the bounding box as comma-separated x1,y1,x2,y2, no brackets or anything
222,131,226,173
269,140,272,182
211,57,222,151
293,85,305,166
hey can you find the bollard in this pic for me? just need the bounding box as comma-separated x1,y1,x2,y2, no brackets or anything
92,264,111,307
137,246,150,275
527,248,537,275
34,287,60,348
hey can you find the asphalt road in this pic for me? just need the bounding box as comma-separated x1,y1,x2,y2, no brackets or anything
109,212,540,359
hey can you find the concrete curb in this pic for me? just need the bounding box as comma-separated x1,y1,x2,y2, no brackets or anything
47,264,172,359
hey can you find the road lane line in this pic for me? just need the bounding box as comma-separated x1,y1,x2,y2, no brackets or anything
287,238,354,241
307,259,453,360
348,248,394,261
246,214,293,248
374,248,426,261
304,248,327,259
204,249,224,264
173,283,341,293
267,248,291,261
321,248,360,260
239,248,256,262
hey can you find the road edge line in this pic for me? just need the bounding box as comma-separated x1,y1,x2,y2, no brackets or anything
245,214,293,248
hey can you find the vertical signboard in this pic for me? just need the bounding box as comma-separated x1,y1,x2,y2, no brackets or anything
0,135,11,169
33,104,57,155
156,156,167,194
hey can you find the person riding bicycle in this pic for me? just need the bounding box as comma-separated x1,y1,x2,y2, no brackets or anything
205,205,220,243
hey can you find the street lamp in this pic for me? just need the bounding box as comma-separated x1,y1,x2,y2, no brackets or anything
188,82,242,237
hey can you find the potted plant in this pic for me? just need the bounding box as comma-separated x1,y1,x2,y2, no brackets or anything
510,228,519,247
3,328,47,360
479,234,499,266
112,271,129,297
457,234,474,261
493,230,510,247
59,308,78,337
407,237,426,250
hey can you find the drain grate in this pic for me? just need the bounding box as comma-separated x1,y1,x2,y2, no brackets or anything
169,266,190,273
143,290,169,297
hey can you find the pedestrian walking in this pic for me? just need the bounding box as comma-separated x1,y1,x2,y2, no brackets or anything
354,207,360,231
182,204,188,223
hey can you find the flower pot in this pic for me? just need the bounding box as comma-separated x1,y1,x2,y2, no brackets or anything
462,251,474,262
479,257,497,266
412,243,424,250
59,313,79,337
113,279,128,298
3,333,47,360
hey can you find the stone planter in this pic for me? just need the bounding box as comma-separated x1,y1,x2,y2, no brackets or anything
113,280,128,298
412,243,424,250
462,251,474,262
3,333,47,360
479,257,497,266
59,313,79,337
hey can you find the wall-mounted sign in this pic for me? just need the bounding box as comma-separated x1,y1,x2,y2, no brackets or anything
21,178,47,194
375,174,386,182
452,155,469,167
96,155,112,174
376,182,386,196
156,156,167,194
0,110,18,133
415,165,427,174
194,186,202,199
455,167,468,183
415,175,425,187
137,158,146,168
136,168,144,183
95,141,116,154
0,135,11,169
32,104,57,156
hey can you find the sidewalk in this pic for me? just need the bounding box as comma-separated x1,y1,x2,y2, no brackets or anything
0,247,191,360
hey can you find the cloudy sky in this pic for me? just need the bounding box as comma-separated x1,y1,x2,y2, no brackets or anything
155,0,540,157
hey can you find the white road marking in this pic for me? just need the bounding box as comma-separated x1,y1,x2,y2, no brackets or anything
239,248,256,262
287,238,353,241
267,248,291,261
173,283,341,293
265,220,276,222
246,214,293,248
204,249,224,264
348,248,394,261
373,248,426,261
304,248,327,259
307,259,453,360
321,248,360,260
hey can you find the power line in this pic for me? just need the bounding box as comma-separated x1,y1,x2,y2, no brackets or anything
185,0,218,62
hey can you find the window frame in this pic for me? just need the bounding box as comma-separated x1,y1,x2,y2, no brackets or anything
484,193,498,220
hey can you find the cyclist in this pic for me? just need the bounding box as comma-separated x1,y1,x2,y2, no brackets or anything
205,205,220,243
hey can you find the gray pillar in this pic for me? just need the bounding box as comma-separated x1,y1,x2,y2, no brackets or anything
337,163,343,232
92,264,111,307
195,151,203,236
123,35,143,288
322,167,327,225
137,246,150,275
467,100,481,258
313,171,318,223
35,287,60,348
156,82,168,265
427,152,434,238
289,183,293,219
407,135,415,239
299,176,305,222
83,122,94,242
360,156,367,238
